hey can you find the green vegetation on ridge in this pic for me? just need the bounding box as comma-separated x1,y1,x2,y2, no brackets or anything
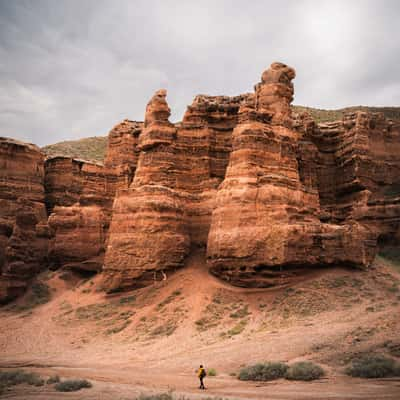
292,105,400,124
42,136,107,163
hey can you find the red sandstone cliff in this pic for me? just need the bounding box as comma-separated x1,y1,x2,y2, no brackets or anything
207,64,376,287
44,157,117,272
0,138,49,302
102,90,190,291
1,62,400,299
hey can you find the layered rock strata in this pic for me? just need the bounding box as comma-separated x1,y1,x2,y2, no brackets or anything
104,119,143,189
2,62,400,296
206,63,376,287
45,157,116,271
307,112,400,245
103,90,190,291
0,138,49,302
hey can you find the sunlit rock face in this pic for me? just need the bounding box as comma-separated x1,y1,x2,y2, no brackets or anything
0,138,49,302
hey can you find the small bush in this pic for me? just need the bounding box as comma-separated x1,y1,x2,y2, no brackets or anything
55,379,92,392
207,368,217,376
0,370,44,388
137,394,174,400
285,361,324,381
345,355,400,378
46,375,60,384
238,362,288,381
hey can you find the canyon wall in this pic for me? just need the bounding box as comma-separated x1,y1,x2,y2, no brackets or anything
206,63,376,287
0,138,49,302
45,157,114,272
1,62,400,299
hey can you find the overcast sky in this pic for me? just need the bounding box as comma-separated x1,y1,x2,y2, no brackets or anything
1,0,399,146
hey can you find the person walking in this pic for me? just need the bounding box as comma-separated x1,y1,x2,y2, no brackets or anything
197,365,206,389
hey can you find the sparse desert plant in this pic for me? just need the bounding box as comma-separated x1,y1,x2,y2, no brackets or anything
385,341,400,357
119,295,136,305
285,361,324,381
75,303,118,320
238,362,288,381
106,320,131,335
150,320,177,337
227,320,247,336
230,305,250,319
207,368,217,376
345,355,400,378
156,290,182,310
0,369,44,388
46,375,60,384
16,282,51,311
136,393,174,400
55,379,92,392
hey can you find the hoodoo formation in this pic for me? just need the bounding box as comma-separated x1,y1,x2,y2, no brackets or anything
1,62,400,300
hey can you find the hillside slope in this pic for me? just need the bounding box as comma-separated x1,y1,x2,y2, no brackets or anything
41,106,400,163
41,136,107,163
292,105,400,123
0,251,399,399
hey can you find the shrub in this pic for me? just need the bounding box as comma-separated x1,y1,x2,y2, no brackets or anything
207,368,217,376
0,370,44,388
238,362,288,381
345,355,400,378
0,369,44,387
137,394,174,400
55,379,92,392
227,320,247,336
285,361,324,381
46,375,60,384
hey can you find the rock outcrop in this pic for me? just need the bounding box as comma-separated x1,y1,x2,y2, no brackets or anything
102,90,190,291
45,157,116,272
206,63,376,287
1,62,400,297
104,119,143,189
307,111,400,245
0,138,49,302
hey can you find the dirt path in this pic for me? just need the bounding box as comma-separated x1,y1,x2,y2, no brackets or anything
1,366,400,400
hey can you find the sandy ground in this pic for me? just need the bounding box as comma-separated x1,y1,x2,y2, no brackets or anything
1,251,400,399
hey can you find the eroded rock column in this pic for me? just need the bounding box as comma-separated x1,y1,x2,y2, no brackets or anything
207,63,376,287
103,90,190,291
